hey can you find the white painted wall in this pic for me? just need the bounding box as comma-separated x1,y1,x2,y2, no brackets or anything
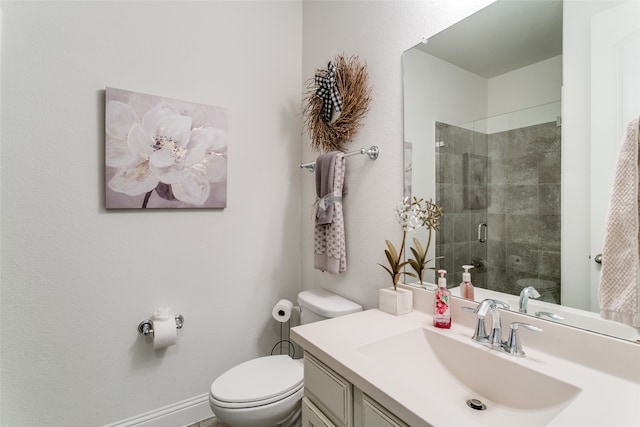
301,0,493,309
403,48,561,204
488,55,563,117
0,1,301,426
562,0,624,310
402,47,488,267
4,0,583,425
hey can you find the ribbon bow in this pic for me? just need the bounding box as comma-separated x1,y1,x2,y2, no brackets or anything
317,191,343,214
315,62,343,122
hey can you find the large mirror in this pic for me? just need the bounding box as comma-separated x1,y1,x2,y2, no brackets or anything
403,0,640,342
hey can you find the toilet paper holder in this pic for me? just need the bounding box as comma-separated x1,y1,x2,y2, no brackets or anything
137,314,184,336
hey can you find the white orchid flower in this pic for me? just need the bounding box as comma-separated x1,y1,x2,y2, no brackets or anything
106,100,227,206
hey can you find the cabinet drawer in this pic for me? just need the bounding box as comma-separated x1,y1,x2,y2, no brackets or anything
362,394,409,427
302,397,337,427
304,352,353,427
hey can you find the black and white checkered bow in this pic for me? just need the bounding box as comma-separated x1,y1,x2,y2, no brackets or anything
315,62,343,122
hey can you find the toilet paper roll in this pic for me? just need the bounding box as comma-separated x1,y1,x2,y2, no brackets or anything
272,299,294,323
153,306,171,321
152,318,177,350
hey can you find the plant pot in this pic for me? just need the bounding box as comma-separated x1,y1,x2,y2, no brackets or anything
379,287,413,315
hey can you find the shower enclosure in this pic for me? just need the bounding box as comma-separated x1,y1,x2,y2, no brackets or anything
435,102,561,303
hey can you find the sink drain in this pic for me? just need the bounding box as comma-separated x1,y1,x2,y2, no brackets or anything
466,399,487,411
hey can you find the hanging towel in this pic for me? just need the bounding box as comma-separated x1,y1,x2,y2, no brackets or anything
599,116,640,330
315,152,337,225
315,152,348,225
314,152,347,274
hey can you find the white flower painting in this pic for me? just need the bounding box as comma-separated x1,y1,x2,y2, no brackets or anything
105,87,228,208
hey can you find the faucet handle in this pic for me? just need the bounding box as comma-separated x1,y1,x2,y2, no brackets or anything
535,311,564,321
461,306,490,343
503,322,542,357
490,299,510,310
474,298,510,317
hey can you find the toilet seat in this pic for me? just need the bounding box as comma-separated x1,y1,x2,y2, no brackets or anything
210,355,303,409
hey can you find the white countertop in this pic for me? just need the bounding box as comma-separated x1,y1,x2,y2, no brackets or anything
291,294,640,427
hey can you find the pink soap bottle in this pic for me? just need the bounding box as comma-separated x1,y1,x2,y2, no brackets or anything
460,265,475,300
433,269,452,329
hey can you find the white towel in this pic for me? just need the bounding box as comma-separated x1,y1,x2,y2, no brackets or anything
599,116,640,329
314,152,347,274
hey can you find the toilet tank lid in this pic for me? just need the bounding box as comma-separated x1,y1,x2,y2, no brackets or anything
297,289,362,318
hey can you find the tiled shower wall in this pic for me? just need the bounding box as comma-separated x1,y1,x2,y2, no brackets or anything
436,121,561,302
435,123,489,288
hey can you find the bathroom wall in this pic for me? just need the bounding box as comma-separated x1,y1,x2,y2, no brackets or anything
0,1,511,426
404,43,561,288
0,1,302,426
301,0,494,309
435,123,489,287
487,121,562,300
404,47,489,276
435,118,562,302
561,0,625,311
487,55,563,118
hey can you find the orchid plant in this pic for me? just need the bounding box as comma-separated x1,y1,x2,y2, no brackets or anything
379,197,422,291
407,198,444,286
379,197,444,290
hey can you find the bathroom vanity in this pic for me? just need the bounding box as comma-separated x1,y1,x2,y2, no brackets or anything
291,285,640,427
301,351,408,427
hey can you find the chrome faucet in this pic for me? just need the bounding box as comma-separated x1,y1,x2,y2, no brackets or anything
535,311,564,321
461,299,509,346
503,322,542,357
518,286,541,313
463,299,542,357
488,303,505,348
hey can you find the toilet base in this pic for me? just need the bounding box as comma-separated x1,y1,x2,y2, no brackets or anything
280,406,301,427
210,387,303,427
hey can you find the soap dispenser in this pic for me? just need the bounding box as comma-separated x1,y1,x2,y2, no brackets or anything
433,269,452,329
460,265,475,300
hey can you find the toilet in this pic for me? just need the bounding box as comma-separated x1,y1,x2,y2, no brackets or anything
209,289,362,427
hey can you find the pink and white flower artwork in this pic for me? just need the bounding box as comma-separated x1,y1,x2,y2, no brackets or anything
105,87,228,208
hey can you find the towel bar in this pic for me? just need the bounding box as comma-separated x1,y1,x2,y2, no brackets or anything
300,145,379,172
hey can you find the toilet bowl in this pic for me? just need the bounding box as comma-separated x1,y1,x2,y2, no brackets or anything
209,289,362,427
209,355,304,427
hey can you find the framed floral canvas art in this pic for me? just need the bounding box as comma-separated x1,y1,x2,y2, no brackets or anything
105,87,228,209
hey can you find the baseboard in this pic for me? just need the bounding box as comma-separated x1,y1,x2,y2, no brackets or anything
103,393,212,427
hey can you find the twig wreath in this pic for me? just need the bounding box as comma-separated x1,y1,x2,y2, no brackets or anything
303,54,372,153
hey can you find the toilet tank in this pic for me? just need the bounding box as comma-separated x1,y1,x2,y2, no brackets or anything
297,289,362,324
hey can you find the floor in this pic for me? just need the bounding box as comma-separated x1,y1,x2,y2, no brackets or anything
186,417,230,427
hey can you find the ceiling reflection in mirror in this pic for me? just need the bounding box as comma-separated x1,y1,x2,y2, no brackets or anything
402,0,639,342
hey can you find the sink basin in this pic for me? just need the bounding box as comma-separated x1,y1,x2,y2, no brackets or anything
357,328,581,427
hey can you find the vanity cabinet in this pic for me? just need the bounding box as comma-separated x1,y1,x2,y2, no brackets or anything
303,352,352,427
361,394,409,427
301,397,336,427
302,352,409,427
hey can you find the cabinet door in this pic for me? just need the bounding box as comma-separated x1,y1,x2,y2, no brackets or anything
304,352,353,427
302,397,337,427
362,394,409,427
